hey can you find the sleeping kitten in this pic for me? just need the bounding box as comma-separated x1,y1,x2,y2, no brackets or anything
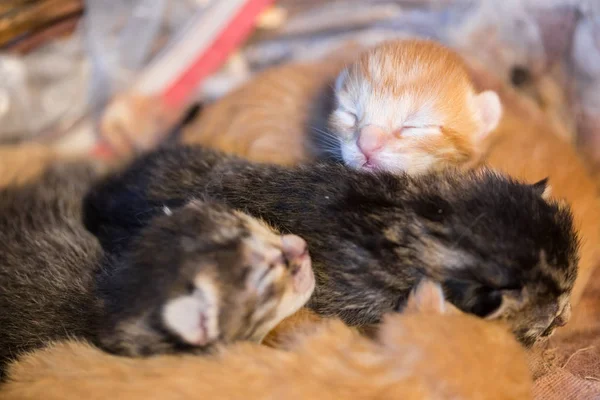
96,200,314,357
84,145,579,346
328,39,501,173
467,61,600,306
0,163,313,376
1,279,532,400
182,39,501,174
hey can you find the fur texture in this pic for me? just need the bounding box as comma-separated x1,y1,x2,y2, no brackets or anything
467,61,600,305
185,46,600,306
95,201,314,357
0,161,313,376
1,281,532,400
83,145,579,346
0,163,102,378
181,53,350,166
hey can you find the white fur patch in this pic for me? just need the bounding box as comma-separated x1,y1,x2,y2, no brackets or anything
162,277,220,346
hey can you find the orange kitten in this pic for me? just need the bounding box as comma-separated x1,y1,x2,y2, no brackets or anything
183,39,502,174
330,39,501,173
182,61,345,166
2,280,532,400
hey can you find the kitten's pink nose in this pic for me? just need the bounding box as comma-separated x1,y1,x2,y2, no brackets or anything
281,235,308,259
555,303,572,327
358,125,388,157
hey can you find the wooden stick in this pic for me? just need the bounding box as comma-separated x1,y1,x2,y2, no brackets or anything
0,0,83,48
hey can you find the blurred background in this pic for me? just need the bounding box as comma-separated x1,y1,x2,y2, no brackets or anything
1,0,599,169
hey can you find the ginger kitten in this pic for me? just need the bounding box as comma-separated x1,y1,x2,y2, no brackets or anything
329,39,501,174
2,280,532,400
183,39,501,174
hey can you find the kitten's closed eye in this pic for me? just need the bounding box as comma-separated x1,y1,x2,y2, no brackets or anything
334,109,358,128
398,126,442,139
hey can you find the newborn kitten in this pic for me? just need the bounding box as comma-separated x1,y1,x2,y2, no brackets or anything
84,145,579,346
1,279,532,400
0,163,313,376
182,39,501,174
328,39,502,173
467,61,600,306
97,200,314,357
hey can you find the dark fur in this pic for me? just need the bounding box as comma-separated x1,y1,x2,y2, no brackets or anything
0,162,296,377
0,163,102,378
84,145,580,346
95,201,289,357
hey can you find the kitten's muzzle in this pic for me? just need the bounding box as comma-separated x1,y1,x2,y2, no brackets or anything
281,234,313,294
281,234,309,275
357,125,388,165
540,302,572,338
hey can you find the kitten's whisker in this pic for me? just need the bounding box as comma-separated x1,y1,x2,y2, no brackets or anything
312,127,341,145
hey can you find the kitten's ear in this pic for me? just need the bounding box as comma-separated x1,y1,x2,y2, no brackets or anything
334,68,349,93
532,177,552,200
403,279,460,315
162,276,220,346
473,90,502,139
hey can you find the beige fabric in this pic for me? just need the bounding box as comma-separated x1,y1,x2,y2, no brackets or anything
529,265,600,399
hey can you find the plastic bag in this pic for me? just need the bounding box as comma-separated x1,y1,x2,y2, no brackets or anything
0,34,88,142
86,0,275,157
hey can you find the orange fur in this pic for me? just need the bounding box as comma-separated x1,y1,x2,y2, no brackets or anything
2,282,531,400
185,43,599,305
0,143,59,188
184,40,500,175
182,61,346,166
338,40,486,169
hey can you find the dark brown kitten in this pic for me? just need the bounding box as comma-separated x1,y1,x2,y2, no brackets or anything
84,145,579,347
97,200,314,356
0,163,313,377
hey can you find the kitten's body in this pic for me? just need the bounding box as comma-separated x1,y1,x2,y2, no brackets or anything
183,39,501,174
84,145,578,346
1,281,532,400
467,62,600,305
183,61,344,166
0,163,103,377
0,162,313,376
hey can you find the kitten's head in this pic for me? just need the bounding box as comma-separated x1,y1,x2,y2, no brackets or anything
341,169,578,347
403,172,578,346
98,200,314,355
329,39,502,174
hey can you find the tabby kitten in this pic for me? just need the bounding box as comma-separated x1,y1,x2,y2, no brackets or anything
0,162,313,376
